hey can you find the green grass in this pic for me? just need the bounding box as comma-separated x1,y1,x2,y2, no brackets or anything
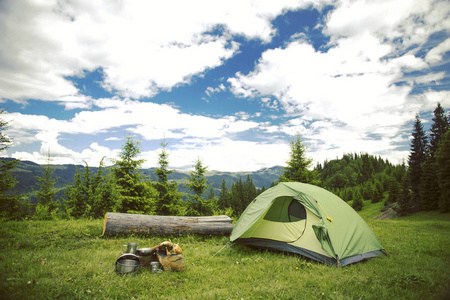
1,204,449,299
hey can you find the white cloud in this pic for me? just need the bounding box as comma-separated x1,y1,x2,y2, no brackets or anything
1,0,448,172
413,72,446,85
425,38,450,64
324,0,449,48
205,84,226,96
3,99,266,169
228,0,449,165
166,138,290,172
0,0,319,104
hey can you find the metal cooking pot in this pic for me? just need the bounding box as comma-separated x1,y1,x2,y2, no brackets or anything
115,253,140,274
136,248,155,256
125,243,138,254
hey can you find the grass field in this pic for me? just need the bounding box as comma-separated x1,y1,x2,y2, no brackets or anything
1,200,449,299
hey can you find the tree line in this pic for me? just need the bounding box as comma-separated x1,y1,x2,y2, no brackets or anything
0,123,267,220
1,103,449,220
400,103,450,215
278,103,450,215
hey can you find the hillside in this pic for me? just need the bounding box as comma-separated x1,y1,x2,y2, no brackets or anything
2,158,282,201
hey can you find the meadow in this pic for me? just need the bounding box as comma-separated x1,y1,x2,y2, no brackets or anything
1,201,449,300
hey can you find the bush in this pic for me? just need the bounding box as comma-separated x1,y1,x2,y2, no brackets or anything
352,197,363,211
33,203,59,220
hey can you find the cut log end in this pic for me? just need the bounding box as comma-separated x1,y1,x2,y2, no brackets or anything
102,212,108,236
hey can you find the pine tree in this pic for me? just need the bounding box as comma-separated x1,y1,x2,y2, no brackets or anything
386,179,400,206
0,158,20,219
372,181,384,203
347,188,354,201
112,136,155,214
362,183,373,201
360,154,374,184
352,189,363,211
35,152,58,219
280,133,318,184
231,177,248,215
408,114,427,212
65,158,113,218
92,172,120,218
0,108,13,153
218,179,231,209
435,130,450,213
421,103,449,210
420,157,439,210
396,175,412,216
429,103,449,157
244,175,258,204
0,109,21,219
90,158,119,218
186,158,211,216
207,186,216,200
64,165,84,218
186,158,209,197
153,139,183,215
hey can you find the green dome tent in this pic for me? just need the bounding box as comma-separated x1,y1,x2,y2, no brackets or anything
230,182,387,267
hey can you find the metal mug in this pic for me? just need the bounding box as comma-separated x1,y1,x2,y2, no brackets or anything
126,243,138,254
150,261,161,273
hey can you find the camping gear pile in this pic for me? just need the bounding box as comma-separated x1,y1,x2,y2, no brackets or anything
231,182,387,267
115,240,185,275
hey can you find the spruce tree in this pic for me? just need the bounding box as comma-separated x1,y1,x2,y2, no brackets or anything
92,172,120,218
435,130,450,212
65,158,113,218
386,179,400,206
64,165,84,218
218,179,230,210
421,103,449,210
420,157,439,210
153,139,183,215
352,189,363,211
429,103,449,157
280,133,318,184
371,181,384,203
89,158,108,217
112,136,155,214
396,175,412,216
35,152,58,219
230,177,246,215
207,186,216,200
408,114,427,212
245,175,258,203
0,158,20,219
0,109,21,219
360,154,374,184
186,158,211,216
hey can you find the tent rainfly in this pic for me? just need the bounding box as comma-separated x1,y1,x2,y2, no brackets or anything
230,182,387,267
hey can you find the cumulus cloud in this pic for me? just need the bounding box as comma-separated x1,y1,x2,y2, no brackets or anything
228,0,450,164
425,38,450,64
167,138,290,171
0,0,317,105
1,0,448,171
2,100,265,169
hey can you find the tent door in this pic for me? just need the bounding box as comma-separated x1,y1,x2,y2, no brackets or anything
246,197,307,243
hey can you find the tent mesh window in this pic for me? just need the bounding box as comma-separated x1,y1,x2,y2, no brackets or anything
288,199,306,222
264,197,306,223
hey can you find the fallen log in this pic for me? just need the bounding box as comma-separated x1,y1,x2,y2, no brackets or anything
102,212,234,236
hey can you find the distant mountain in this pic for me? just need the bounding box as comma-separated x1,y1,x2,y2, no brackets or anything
2,158,282,201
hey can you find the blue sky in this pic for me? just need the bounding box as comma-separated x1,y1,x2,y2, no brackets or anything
1,0,449,171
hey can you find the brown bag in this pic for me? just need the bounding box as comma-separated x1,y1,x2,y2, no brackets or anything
156,250,185,272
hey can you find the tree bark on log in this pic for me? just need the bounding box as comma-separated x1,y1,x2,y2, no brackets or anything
102,212,234,236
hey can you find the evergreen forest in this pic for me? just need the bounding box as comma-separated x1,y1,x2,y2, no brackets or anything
0,103,449,221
